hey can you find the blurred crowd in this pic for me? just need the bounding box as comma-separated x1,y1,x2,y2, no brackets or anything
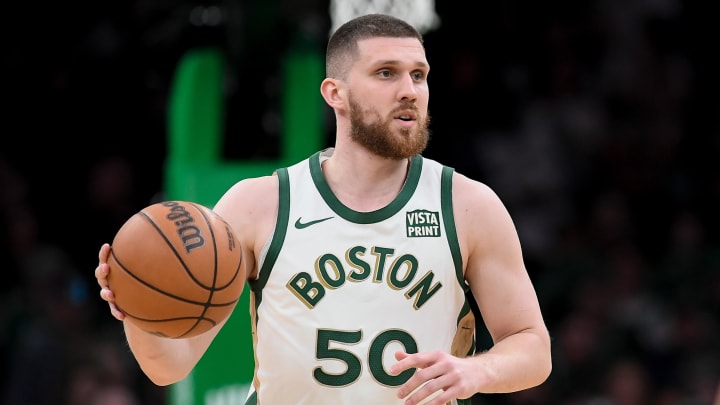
426,2,720,403
2,0,719,404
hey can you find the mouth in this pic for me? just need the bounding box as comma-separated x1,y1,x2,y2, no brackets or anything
394,110,417,122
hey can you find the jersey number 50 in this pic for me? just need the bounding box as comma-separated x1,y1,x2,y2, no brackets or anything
313,328,417,387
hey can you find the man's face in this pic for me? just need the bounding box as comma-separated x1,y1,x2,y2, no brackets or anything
346,37,431,159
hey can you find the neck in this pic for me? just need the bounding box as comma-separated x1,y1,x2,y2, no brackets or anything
321,147,411,212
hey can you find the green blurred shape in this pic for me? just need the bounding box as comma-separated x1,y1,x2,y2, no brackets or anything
165,40,324,405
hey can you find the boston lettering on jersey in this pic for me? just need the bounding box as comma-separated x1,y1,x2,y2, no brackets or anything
287,245,442,310
406,210,441,237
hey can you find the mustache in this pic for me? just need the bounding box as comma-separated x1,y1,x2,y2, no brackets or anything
393,102,418,113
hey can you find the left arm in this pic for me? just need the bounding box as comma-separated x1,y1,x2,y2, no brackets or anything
392,173,552,404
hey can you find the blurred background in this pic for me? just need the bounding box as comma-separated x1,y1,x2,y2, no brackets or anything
2,0,719,404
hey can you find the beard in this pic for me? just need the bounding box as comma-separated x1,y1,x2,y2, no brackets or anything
348,93,431,160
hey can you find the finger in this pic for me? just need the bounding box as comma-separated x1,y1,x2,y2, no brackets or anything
100,289,126,321
99,243,111,263
95,263,107,285
394,350,410,361
110,303,125,320
402,374,451,405
100,287,114,302
396,362,439,400
391,351,430,376
390,351,410,375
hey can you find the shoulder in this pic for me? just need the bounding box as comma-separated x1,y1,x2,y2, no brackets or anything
413,156,503,215
213,175,278,219
451,172,504,213
220,175,279,202
213,175,279,239
417,157,507,221
450,172,520,259
210,174,280,277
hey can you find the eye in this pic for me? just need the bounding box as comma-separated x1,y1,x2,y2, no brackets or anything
378,69,392,78
412,71,426,81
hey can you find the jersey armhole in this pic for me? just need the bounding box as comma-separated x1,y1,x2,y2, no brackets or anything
440,166,468,293
249,167,290,291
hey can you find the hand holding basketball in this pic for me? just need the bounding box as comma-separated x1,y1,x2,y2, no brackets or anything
105,201,244,338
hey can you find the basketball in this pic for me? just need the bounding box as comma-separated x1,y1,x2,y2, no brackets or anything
106,200,243,338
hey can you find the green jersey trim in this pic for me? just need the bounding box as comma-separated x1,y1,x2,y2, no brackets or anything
309,151,423,224
440,165,467,293
243,390,257,405
249,167,290,296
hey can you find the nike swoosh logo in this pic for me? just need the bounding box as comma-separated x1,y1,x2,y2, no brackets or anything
294,216,334,229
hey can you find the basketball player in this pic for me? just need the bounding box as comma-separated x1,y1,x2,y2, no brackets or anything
95,13,551,404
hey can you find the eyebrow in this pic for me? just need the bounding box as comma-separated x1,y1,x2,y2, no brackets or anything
373,59,429,69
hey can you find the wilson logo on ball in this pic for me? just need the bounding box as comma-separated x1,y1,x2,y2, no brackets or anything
162,201,206,253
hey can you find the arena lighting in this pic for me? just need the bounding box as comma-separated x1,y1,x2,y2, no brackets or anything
189,5,223,27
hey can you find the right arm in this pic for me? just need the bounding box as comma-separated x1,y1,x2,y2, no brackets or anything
97,242,218,385
95,175,278,385
122,292,228,385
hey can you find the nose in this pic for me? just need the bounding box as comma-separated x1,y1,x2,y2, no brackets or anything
397,74,418,101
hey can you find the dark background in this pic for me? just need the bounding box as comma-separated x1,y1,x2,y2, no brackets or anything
2,0,719,404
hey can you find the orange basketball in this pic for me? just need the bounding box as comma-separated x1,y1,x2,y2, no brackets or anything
106,200,243,338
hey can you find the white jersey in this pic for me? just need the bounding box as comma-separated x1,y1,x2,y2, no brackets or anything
246,148,476,405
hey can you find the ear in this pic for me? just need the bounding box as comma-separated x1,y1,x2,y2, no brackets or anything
320,78,345,110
